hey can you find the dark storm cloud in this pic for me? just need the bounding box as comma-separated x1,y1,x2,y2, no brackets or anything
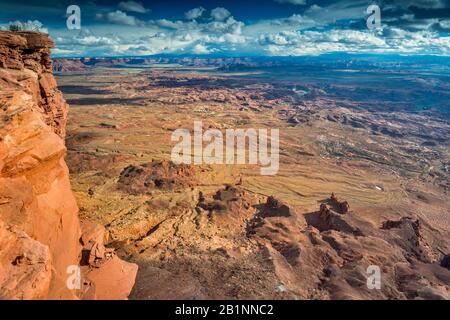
410,6,450,18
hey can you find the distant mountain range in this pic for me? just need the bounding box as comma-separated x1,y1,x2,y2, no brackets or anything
52,54,450,73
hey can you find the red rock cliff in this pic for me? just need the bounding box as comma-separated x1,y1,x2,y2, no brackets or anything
0,31,137,299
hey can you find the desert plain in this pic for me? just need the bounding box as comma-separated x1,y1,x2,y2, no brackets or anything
55,57,450,299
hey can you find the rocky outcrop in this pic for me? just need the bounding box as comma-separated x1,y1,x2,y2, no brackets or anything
78,220,138,299
0,31,137,299
118,160,196,195
330,192,350,214
245,196,450,300
381,216,435,263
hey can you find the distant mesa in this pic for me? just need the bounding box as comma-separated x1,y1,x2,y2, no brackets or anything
53,58,87,72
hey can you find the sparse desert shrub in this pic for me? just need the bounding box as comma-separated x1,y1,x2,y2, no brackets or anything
9,20,47,33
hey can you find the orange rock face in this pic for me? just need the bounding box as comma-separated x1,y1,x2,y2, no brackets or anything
0,31,137,300
78,220,138,300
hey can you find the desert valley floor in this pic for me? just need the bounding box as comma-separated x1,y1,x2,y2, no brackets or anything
56,60,450,299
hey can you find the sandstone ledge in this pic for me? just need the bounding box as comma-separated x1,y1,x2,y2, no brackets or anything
0,31,137,300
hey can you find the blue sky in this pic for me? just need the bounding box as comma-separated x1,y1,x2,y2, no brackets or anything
1,0,450,57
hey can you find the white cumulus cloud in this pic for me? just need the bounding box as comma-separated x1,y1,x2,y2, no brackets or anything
185,7,206,20
96,10,144,26
211,7,231,21
118,1,150,14
192,43,211,54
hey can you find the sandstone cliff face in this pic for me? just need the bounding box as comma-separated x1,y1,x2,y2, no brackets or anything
0,31,137,299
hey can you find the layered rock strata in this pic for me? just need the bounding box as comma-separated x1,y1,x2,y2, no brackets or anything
0,31,137,300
